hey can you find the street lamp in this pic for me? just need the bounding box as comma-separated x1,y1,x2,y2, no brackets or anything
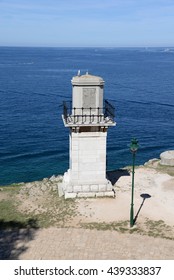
130,138,139,227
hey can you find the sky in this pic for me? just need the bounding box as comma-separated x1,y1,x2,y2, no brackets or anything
0,0,174,47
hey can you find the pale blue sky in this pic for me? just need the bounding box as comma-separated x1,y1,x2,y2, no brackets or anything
0,0,174,47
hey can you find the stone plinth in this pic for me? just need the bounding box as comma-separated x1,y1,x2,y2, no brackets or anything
61,168,114,199
160,150,174,166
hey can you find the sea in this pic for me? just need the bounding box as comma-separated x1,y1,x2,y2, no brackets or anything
0,47,174,186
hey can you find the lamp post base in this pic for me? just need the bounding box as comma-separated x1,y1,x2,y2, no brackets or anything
130,204,134,227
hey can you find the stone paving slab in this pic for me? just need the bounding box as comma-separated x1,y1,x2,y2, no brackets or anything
1,228,173,260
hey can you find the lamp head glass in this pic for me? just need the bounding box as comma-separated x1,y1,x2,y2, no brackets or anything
130,138,139,153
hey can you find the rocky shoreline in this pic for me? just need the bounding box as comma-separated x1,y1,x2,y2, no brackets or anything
1,152,174,198
18,175,63,198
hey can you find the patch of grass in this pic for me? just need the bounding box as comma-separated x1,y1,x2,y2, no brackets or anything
0,199,31,228
80,220,130,232
43,193,77,227
0,184,22,195
143,218,174,240
23,194,78,228
0,185,77,229
1,182,174,240
80,218,174,240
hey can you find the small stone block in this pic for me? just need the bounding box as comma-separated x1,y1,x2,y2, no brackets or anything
66,186,73,192
96,192,105,197
65,192,77,199
104,191,114,197
99,184,107,191
58,183,64,197
90,184,99,192
73,185,82,192
81,185,90,192
77,192,96,198
106,184,113,191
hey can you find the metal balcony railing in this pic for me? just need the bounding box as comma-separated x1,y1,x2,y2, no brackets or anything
62,99,115,126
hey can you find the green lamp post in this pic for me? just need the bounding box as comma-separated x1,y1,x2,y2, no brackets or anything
130,138,139,227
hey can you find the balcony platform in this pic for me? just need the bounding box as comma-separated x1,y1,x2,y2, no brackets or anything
62,115,116,127
62,99,116,128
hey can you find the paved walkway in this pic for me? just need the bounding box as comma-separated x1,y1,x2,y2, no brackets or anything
1,227,174,260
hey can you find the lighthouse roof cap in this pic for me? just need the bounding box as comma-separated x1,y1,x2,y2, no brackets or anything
71,72,104,86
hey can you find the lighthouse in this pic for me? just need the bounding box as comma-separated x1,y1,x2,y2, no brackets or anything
61,72,116,198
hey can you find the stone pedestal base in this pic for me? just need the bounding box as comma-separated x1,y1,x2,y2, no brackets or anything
60,169,114,199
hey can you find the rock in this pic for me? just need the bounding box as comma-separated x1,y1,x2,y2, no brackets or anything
25,182,33,188
41,185,48,192
52,184,58,191
49,175,63,183
160,150,174,166
49,175,56,181
43,178,49,183
144,158,159,166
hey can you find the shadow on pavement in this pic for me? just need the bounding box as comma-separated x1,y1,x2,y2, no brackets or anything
107,169,130,186
0,218,39,260
134,193,151,224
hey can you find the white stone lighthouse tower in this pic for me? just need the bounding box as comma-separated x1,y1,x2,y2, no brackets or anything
62,72,116,198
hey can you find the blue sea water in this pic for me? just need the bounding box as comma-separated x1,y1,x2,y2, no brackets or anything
0,47,174,185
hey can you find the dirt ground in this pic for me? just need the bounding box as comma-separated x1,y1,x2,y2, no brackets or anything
1,161,174,237
4,163,172,238
71,165,174,236
1,162,174,260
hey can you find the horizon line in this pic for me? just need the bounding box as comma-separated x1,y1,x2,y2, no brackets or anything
0,45,174,48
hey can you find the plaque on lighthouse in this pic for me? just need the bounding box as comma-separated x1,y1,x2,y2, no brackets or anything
83,88,96,110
